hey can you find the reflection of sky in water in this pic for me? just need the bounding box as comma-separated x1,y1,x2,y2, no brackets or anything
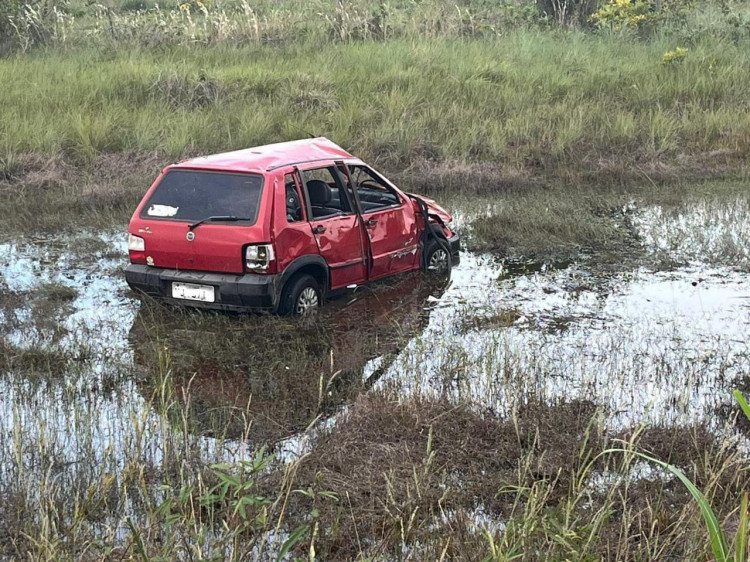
633,196,750,266
0,233,239,483
0,231,321,482
379,254,750,429
0,198,749,483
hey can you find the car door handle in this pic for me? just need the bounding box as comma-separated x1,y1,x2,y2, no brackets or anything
313,225,326,234
364,218,378,228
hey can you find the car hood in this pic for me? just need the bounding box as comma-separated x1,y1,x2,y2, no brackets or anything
410,195,453,224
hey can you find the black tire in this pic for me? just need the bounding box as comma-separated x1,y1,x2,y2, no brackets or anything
422,238,452,277
278,274,322,316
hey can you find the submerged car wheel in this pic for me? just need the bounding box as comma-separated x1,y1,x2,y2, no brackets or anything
279,274,322,316
296,286,319,314
423,239,451,276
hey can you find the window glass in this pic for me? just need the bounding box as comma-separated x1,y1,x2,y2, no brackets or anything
349,166,400,212
302,166,352,218
284,173,303,222
141,170,263,222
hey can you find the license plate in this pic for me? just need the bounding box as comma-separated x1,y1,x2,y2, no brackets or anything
171,282,215,303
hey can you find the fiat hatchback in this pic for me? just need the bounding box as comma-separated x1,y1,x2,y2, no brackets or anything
125,138,460,314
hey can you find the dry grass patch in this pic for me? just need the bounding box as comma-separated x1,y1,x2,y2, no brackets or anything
272,392,603,559
0,151,162,234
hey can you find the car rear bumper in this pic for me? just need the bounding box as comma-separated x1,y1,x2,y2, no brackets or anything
124,264,279,312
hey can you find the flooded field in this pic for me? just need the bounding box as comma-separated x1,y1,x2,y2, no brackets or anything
1,194,749,558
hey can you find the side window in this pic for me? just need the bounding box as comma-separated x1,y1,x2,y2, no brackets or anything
349,166,400,212
302,166,352,218
284,173,303,223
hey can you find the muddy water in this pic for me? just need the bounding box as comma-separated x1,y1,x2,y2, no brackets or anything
634,194,750,266
0,198,749,480
381,255,750,428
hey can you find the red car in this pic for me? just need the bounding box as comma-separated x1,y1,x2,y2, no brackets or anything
125,138,460,314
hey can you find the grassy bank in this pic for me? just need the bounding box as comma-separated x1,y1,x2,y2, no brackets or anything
3,32,750,172
2,30,750,256
3,2,750,560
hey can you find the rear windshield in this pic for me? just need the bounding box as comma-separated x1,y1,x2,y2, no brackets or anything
140,170,263,223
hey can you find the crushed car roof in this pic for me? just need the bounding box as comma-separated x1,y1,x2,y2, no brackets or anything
171,137,354,173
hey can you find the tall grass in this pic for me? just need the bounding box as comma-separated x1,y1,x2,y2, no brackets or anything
602,390,750,562
3,1,750,559
3,0,542,52
2,30,750,174
3,4,750,247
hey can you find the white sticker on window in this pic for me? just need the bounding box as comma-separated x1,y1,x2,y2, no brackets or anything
147,204,179,217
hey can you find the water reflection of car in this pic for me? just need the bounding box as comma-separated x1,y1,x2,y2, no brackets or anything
129,272,449,445
125,137,460,316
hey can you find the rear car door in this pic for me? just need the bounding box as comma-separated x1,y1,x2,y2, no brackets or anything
347,164,419,280
299,164,368,289
271,170,321,273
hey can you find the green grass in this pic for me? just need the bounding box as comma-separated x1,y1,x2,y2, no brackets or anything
602,390,750,562
2,28,750,255
2,32,750,169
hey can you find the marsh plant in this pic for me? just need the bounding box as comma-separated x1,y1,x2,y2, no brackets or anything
601,390,750,562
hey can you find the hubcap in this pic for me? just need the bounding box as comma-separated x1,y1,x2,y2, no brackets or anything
427,248,449,273
295,287,319,314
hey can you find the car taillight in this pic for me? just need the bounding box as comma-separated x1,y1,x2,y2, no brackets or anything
128,233,145,251
128,233,147,264
245,244,276,273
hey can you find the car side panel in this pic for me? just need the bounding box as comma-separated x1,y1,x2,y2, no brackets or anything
310,214,367,288
364,200,419,280
270,170,320,273
296,161,368,289
340,160,422,280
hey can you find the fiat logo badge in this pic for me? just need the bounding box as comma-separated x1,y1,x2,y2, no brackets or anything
186,231,195,241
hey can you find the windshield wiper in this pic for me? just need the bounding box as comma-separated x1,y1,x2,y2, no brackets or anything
188,215,252,230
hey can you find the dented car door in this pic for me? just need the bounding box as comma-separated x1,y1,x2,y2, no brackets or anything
299,163,368,289
345,164,419,280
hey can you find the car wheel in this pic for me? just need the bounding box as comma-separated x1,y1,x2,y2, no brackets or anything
423,239,451,277
279,274,322,316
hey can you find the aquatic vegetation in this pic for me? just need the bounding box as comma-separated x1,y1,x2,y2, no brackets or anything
1,194,749,557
